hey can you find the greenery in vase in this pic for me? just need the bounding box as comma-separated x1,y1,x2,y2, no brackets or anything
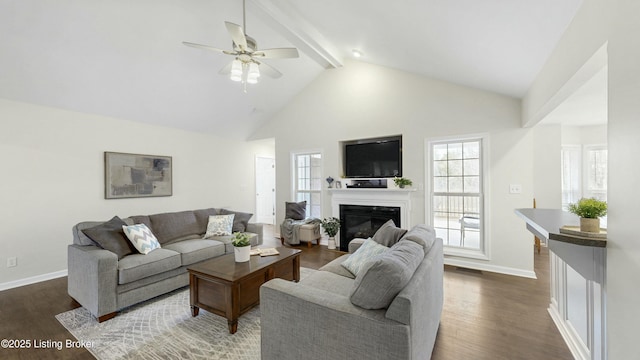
568,198,607,218
231,232,251,247
393,177,413,187
321,217,341,237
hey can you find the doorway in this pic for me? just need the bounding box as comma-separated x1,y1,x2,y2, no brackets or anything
255,157,275,224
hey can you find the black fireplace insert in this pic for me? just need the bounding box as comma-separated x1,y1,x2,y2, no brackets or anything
339,204,401,252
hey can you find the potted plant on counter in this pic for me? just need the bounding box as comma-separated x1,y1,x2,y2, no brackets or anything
232,232,251,262
568,198,607,233
321,217,341,250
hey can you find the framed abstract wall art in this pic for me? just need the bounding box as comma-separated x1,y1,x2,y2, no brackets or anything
104,152,172,199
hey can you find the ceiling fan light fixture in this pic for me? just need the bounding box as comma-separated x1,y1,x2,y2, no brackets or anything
247,62,260,84
230,59,243,82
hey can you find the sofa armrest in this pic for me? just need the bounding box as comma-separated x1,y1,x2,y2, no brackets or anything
67,244,118,319
246,223,263,245
260,279,410,360
348,238,367,253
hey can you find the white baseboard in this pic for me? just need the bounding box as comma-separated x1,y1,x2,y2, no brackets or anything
0,269,68,291
445,257,537,279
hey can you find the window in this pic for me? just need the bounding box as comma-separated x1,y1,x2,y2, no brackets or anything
292,152,322,218
428,137,486,257
584,145,607,202
561,145,607,210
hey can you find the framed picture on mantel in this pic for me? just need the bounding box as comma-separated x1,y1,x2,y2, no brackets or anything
104,152,172,199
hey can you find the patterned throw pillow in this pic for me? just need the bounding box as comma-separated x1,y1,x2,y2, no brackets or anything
204,214,235,237
122,224,161,255
341,239,389,276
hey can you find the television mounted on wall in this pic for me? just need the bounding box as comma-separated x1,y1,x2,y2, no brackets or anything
343,135,402,178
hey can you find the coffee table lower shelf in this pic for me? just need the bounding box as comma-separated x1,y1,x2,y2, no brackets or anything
187,247,301,334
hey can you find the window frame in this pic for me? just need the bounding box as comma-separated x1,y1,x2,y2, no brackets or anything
290,150,323,218
425,134,490,260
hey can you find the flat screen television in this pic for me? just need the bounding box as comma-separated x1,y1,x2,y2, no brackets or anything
343,136,402,178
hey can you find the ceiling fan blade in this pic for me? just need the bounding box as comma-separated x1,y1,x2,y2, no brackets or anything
253,48,299,59
182,41,226,53
218,62,233,75
225,21,247,51
257,61,283,79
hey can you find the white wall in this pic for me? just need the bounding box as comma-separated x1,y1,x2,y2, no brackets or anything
607,1,640,358
525,0,640,357
253,60,537,277
533,125,562,209
561,124,607,145
0,98,272,288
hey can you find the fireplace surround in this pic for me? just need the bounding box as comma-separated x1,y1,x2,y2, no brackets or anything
339,204,401,251
330,188,413,251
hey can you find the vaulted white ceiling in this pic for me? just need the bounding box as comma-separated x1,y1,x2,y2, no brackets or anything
0,0,584,139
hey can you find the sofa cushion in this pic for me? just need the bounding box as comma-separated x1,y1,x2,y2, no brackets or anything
285,201,306,220
204,214,235,237
148,211,201,244
117,248,181,284
163,239,225,266
341,239,389,276
401,224,437,252
81,216,137,260
372,219,407,247
350,240,424,309
219,209,253,232
122,223,161,255
300,269,354,297
319,255,356,279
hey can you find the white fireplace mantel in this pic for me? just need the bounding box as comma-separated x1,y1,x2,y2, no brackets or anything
328,188,415,229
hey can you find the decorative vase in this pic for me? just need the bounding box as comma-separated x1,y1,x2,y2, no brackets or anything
234,245,251,262
580,218,600,233
327,236,336,250
399,184,405,189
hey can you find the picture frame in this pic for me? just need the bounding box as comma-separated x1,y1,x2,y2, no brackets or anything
335,181,342,189
104,152,172,199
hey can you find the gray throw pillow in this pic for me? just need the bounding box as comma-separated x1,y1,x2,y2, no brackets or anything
350,240,424,309
372,219,407,247
401,224,437,252
219,209,253,232
285,201,306,220
82,216,138,259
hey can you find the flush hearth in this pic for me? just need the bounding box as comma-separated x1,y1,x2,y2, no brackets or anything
339,204,401,252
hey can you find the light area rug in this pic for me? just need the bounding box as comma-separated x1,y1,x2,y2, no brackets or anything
56,267,316,360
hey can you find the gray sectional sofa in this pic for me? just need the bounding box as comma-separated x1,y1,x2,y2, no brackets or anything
260,224,443,360
67,208,262,322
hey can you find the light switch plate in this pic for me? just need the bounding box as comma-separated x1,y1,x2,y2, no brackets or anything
509,184,522,194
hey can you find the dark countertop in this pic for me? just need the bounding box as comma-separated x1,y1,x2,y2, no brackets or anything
515,208,607,248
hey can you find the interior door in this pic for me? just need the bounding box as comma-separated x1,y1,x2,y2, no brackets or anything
255,157,275,224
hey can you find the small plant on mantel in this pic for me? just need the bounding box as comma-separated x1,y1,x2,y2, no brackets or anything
231,232,251,247
393,177,413,188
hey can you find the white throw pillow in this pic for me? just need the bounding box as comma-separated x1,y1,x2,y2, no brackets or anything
122,224,161,255
341,239,389,276
204,214,235,237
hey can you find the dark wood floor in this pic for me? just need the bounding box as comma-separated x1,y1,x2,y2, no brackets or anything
0,227,572,360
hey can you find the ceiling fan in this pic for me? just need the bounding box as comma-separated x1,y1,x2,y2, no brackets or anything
183,0,299,89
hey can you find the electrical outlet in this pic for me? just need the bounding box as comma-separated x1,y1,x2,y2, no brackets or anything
509,184,522,194
7,257,17,268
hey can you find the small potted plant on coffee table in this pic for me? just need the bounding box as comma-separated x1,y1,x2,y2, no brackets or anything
232,232,251,262
321,217,341,250
568,198,607,233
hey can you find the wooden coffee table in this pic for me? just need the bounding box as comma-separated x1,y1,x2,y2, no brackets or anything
187,247,301,334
